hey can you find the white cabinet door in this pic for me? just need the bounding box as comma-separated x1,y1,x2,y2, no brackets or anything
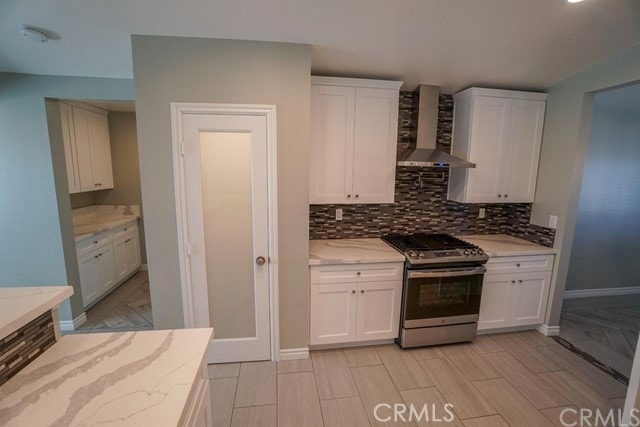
478,274,512,331
87,110,114,190
511,271,552,326
78,250,100,307
310,283,357,345
60,103,80,193
310,85,355,204
355,280,402,341
352,88,399,204
113,230,141,282
72,106,96,192
465,96,511,203
96,244,117,296
502,99,546,202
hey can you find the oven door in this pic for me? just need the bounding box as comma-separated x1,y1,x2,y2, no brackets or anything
403,266,485,328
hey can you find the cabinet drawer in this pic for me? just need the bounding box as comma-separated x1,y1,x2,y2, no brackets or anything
76,233,111,256
310,262,403,285
110,221,138,240
485,254,554,274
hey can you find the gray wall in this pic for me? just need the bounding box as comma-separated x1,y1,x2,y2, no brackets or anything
565,84,640,291
131,36,311,349
0,72,134,321
530,45,640,326
93,112,147,264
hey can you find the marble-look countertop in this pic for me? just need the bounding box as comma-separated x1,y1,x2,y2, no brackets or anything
73,205,141,242
309,238,405,265
0,286,73,341
0,328,213,427
460,234,557,257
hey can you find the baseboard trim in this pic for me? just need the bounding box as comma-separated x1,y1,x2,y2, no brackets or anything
564,286,640,299
59,312,87,331
279,347,309,360
139,264,148,271
537,324,560,336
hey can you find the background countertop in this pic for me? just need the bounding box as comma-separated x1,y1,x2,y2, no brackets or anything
72,205,140,242
309,238,404,265
461,234,557,257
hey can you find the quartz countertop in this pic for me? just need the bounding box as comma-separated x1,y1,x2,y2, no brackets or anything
0,286,73,341
460,234,557,257
0,328,213,426
309,238,405,265
73,205,141,242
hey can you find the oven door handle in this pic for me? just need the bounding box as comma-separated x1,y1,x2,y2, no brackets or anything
407,266,487,279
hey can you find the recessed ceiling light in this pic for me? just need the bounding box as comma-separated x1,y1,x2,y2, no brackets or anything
567,0,584,3
20,26,49,44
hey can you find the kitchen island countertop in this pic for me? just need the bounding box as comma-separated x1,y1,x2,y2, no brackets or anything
460,234,557,257
309,238,405,265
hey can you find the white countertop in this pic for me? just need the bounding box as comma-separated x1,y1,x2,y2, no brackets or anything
460,234,557,257
0,286,73,341
309,238,405,265
73,205,141,242
0,328,213,427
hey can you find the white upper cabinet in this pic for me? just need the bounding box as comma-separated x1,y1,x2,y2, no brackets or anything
60,102,114,193
310,77,402,204
448,88,546,203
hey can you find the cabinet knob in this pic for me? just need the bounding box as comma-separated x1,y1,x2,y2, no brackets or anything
518,280,523,283
347,194,351,198
497,194,503,198
93,241,98,244
516,263,521,267
361,290,365,294
352,290,356,294
94,255,99,259
504,194,508,198
355,194,359,199
357,272,361,276
511,280,516,284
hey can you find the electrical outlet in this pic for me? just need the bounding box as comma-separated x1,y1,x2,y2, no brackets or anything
478,208,486,219
549,215,558,229
336,208,343,221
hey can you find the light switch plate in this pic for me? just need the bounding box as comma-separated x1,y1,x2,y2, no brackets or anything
336,208,343,221
549,215,558,229
478,208,486,219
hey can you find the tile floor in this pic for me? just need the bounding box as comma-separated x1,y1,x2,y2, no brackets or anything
73,271,153,333
560,295,640,378
208,331,628,427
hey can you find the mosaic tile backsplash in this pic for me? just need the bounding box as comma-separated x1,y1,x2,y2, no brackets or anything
309,92,556,247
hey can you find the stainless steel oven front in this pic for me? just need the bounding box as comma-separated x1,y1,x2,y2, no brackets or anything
398,265,486,348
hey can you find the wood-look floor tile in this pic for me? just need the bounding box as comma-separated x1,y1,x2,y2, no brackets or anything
376,345,433,390
278,358,313,374
611,397,627,408
211,377,238,427
440,343,476,358
344,346,382,367
470,335,505,354
535,344,628,399
235,361,277,407
351,365,411,426
461,415,509,427
231,405,277,427
446,354,500,382
278,372,324,427
400,387,465,427
312,349,358,399
490,333,562,373
480,351,571,409
209,363,241,379
320,397,371,427
539,406,581,427
539,370,618,412
418,358,495,419
473,378,553,426
407,346,446,361
509,330,557,347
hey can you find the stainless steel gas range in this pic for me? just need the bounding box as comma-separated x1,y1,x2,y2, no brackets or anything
381,233,489,348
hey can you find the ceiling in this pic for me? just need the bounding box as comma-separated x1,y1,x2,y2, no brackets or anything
2,0,640,92
81,100,135,112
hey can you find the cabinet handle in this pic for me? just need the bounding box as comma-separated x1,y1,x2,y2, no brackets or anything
347,194,351,198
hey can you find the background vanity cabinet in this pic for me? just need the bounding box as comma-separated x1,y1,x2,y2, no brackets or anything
448,88,547,203
478,254,554,330
310,77,402,204
309,262,403,345
76,221,141,308
59,102,114,193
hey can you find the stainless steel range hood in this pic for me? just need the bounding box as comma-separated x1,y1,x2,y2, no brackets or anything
397,85,475,168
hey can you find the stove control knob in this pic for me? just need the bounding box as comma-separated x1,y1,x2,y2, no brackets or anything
477,249,484,255
408,251,416,258
470,249,476,255
418,251,425,258
463,250,470,256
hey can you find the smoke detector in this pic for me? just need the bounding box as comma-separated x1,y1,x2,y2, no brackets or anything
20,26,49,44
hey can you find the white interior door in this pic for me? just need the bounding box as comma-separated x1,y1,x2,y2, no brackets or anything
181,112,271,363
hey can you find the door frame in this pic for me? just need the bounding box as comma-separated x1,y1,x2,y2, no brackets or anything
170,102,280,361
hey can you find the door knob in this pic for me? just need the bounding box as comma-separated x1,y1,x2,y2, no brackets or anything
256,256,266,266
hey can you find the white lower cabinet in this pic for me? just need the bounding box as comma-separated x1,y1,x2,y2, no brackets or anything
478,254,554,331
77,221,141,308
310,263,403,346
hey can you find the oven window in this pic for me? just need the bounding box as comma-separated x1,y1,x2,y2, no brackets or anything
405,274,483,320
